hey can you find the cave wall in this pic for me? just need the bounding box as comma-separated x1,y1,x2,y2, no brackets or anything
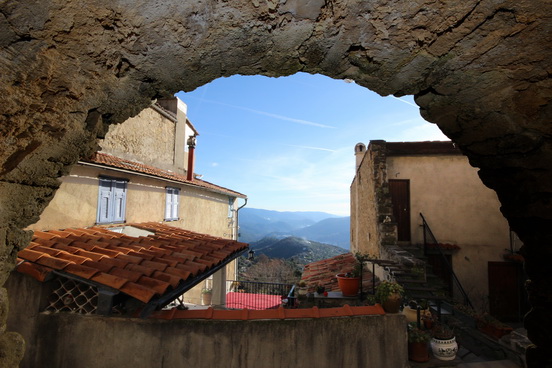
1,0,551,366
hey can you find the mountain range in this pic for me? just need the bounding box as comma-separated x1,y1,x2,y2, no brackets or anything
238,208,350,249
249,236,347,265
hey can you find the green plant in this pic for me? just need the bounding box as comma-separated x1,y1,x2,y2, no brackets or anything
201,288,212,294
432,324,454,340
366,295,377,306
408,322,431,343
375,280,404,303
478,313,511,329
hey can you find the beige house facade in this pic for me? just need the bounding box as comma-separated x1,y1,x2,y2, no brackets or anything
351,140,525,317
27,97,246,306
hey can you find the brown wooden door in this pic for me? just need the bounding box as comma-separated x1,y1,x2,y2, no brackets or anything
488,261,523,322
389,179,411,242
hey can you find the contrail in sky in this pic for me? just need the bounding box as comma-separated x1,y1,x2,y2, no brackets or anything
392,96,418,108
191,96,336,129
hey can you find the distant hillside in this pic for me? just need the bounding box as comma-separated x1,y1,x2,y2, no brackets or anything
292,217,350,249
250,236,347,265
238,208,349,248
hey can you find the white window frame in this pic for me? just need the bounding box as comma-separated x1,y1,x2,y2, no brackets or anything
165,187,180,221
97,177,128,224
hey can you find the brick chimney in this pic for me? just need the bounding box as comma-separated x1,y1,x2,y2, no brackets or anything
186,135,196,181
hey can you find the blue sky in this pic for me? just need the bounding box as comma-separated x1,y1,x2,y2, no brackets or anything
176,73,447,216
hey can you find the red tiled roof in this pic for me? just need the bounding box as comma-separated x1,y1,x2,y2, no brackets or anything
225,292,283,310
150,304,385,320
301,253,374,293
16,223,248,304
84,152,246,199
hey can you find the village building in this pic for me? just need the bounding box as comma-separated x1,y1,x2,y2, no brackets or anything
350,140,527,320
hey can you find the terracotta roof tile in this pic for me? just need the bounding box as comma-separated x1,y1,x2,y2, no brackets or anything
16,260,52,282
91,272,129,289
17,223,248,306
65,263,100,279
82,259,114,273
120,282,157,304
85,152,246,199
110,267,143,283
37,255,73,270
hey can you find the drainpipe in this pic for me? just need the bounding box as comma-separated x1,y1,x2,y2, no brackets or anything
234,198,248,280
236,198,248,241
186,135,196,181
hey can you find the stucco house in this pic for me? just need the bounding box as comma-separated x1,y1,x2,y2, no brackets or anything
350,140,527,320
11,96,248,308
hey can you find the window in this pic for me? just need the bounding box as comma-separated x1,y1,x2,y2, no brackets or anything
228,197,235,218
165,187,180,221
97,177,127,224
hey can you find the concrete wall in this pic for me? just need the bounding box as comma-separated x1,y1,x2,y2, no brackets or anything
387,154,512,308
14,306,408,368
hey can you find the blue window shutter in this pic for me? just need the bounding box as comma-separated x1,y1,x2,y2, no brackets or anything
165,187,180,221
97,178,113,223
113,180,127,223
97,178,127,224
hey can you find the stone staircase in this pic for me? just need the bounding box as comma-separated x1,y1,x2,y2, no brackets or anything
385,243,451,306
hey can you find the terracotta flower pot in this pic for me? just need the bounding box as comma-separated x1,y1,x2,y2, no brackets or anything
408,342,430,362
381,293,402,313
336,273,360,296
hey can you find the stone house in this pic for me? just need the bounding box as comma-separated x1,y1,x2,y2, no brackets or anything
350,140,527,319
19,96,248,307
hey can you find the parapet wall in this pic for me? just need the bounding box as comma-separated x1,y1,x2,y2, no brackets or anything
28,311,408,368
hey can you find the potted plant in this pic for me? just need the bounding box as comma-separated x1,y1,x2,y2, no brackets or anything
296,280,308,296
430,324,458,361
201,288,212,306
477,313,513,340
403,299,431,323
336,265,361,297
375,280,404,313
336,252,371,297
407,322,431,362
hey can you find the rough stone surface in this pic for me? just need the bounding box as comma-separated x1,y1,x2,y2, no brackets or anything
0,0,551,366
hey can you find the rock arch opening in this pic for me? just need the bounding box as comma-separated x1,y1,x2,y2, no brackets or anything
0,0,550,366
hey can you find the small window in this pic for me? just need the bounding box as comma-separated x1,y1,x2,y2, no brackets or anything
97,177,127,224
165,187,180,221
228,197,235,218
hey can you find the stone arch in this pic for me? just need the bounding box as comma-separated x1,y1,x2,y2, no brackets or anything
0,0,551,366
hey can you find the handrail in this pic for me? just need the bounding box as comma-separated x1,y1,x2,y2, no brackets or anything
420,212,473,308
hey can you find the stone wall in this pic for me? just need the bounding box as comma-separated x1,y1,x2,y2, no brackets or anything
1,0,551,366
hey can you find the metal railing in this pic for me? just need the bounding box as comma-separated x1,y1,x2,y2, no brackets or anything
225,280,295,310
420,212,473,308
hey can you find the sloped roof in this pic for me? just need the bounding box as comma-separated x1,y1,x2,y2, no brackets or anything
83,152,246,199
16,223,248,308
301,253,374,293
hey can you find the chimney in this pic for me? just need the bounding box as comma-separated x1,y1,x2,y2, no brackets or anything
355,143,366,170
186,135,196,181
